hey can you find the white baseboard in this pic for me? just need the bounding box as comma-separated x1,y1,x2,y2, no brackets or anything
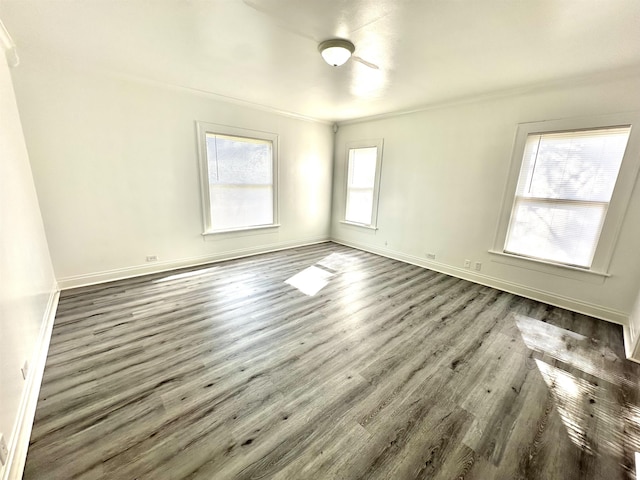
58,236,330,290
332,238,629,326
2,285,60,480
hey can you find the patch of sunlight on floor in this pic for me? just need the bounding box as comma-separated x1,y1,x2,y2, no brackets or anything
316,252,354,272
535,359,596,454
514,314,631,388
515,315,640,459
153,266,219,283
623,404,640,452
285,265,334,296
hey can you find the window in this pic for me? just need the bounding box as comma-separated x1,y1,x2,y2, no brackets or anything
197,122,278,234
493,113,640,274
343,139,384,228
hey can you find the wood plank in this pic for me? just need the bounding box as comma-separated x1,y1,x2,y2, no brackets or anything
23,242,640,479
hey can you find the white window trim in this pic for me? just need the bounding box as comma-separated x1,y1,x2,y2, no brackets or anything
339,220,379,230
492,112,640,276
343,138,384,229
196,121,279,235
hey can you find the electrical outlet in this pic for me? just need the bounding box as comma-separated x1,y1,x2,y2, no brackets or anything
146,255,159,262
464,259,471,268
21,360,29,380
474,262,482,271
426,253,436,260
0,434,8,466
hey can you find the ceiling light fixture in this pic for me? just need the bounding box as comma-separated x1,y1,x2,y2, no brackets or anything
318,39,355,67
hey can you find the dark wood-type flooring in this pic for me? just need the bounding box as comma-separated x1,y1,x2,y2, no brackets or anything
24,242,640,479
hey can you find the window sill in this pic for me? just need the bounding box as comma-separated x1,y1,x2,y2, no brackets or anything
202,224,280,236
340,220,378,231
488,249,610,281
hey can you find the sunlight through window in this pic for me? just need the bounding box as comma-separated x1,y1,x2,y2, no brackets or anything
316,252,352,272
505,127,630,268
514,314,638,459
514,314,629,388
285,266,333,296
535,359,595,453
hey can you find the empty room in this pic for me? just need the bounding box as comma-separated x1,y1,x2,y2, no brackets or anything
2,1,640,479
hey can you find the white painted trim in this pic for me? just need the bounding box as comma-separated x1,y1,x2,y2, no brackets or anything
58,236,330,290
488,250,610,280
622,326,639,362
2,285,59,480
343,139,384,229
195,122,280,235
331,237,628,326
203,224,281,236
339,221,378,230
111,71,332,126
492,113,640,276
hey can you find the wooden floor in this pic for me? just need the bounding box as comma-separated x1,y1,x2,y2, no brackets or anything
24,242,640,479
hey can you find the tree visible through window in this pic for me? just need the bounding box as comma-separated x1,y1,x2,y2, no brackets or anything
197,123,277,234
504,126,631,268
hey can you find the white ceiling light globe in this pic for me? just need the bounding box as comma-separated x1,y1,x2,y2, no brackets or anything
319,39,355,67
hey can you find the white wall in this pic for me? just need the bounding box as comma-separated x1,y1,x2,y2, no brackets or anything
0,47,57,478
332,73,640,323
10,56,334,288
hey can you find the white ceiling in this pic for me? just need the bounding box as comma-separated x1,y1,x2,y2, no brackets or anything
1,0,640,122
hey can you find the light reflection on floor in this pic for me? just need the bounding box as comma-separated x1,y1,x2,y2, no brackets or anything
153,266,219,283
515,314,632,388
316,252,355,272
285,265,334,296
535,359,596,454
515,314,640,469
151,252,356,298
284,253,356,297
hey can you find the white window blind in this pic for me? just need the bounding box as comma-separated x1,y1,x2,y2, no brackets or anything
504,126,631,268
345,146,378,225
205,133,274,231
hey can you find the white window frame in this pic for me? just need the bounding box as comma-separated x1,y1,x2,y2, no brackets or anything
491,112,640,277
196,121,279,235
341,139,384,230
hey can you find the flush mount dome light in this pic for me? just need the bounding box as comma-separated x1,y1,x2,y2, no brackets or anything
318,39,355,67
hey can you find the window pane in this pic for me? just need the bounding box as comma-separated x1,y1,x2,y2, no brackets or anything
206,134,272,185
505,199,606,267
345,146,377,225
506,126,630,267
349,147,377,188
204,132,274,231
209,185,273,230
346,188,374,225
517,127,629,202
